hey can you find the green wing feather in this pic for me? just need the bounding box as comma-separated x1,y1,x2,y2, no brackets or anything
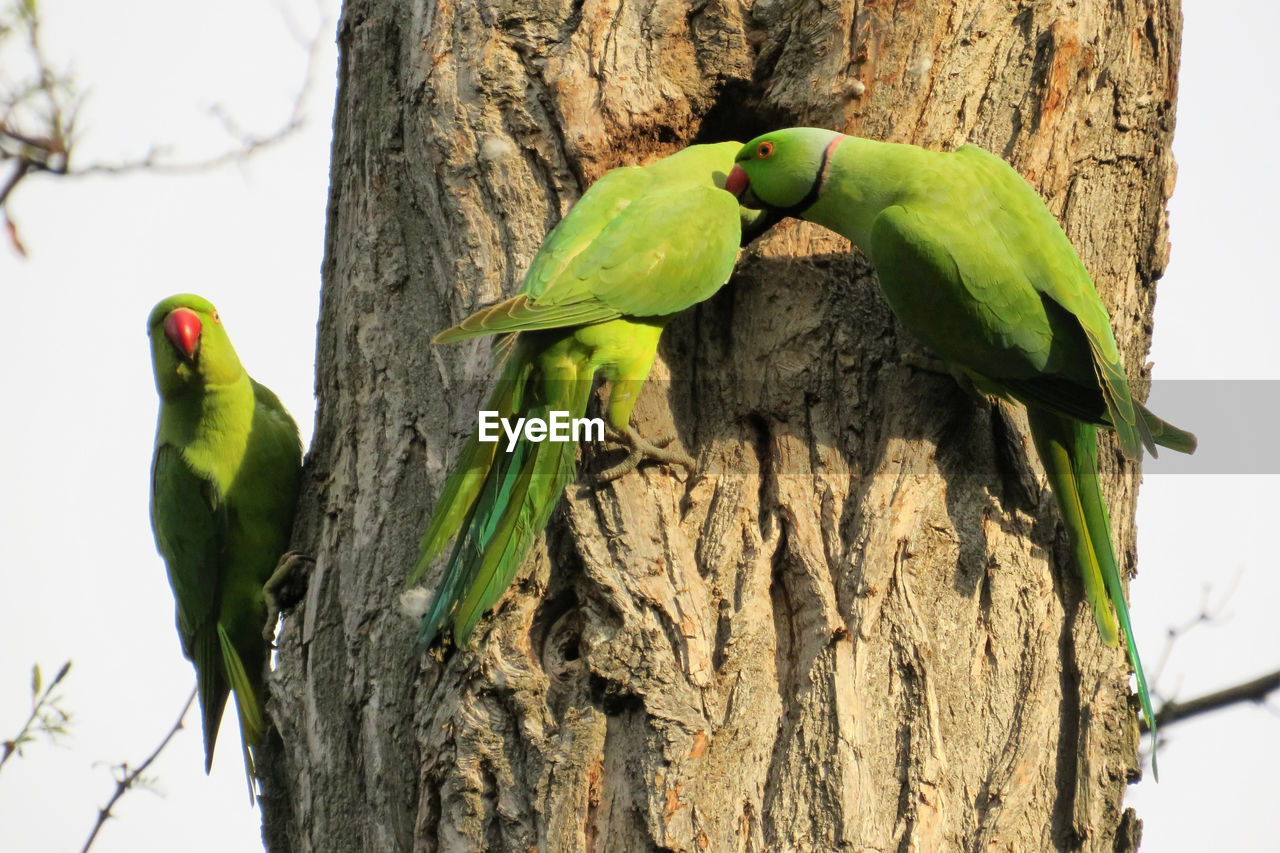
434,166,654,343
150,444,230,772
521,166,653,301
556,184,740,317
867,198,1185,455
435,296,618,342
435,185,740,342
213,379,300,792
952,145,1148,457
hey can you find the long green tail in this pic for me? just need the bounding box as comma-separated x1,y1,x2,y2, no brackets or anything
192,628,230,773
191,623,263,800
217,623,264,800
414,335,590,647
1027,407,1158,779
411,357,526,576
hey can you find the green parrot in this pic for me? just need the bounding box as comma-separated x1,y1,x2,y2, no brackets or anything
148,293,302,793
411,141,762,648
726,128,1196,775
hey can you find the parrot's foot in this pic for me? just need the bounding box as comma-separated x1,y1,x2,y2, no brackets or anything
899,352,954,377
262,551,316,642
899,353,996,403
597,426,696,483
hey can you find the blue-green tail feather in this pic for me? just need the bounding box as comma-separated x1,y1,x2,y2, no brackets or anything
415,336,589,648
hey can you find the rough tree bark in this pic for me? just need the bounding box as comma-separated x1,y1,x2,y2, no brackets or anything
261,0,1179,850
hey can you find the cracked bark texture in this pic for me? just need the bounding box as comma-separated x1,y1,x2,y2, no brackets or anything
260,0,1180,850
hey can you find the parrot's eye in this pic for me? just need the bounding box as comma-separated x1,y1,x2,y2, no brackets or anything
756,141,774,159
212,311,221,324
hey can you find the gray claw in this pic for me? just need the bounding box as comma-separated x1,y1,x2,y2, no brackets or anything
597,426,697,483
262,551,316,642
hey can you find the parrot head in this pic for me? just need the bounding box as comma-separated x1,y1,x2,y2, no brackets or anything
727,127,846,213
148,294,244,396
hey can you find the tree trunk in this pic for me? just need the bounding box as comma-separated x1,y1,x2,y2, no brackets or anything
261,0,1179,850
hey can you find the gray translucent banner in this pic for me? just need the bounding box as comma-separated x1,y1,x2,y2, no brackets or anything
1141,380,1277,476
435,378,1273,475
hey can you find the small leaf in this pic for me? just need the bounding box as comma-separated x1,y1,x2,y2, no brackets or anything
30,664,41,699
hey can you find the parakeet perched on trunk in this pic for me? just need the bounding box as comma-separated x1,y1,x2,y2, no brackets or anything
726,128,1196,775
412,141,761,648
148,294,302,794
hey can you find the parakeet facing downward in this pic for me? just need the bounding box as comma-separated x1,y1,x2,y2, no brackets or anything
148,294,302,792
412,141,759,648
727,128,1196,775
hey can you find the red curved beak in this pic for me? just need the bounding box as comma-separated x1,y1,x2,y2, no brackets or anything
725,165,749,199
164,308,202,361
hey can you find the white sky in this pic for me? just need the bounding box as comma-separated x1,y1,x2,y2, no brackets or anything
0,1,1275,851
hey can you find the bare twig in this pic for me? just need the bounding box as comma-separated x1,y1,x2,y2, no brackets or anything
0,660,72,773
79,687,197,853
0,156,32,209
0,0,332,244
1145,668,1280,732
64,7,328,180
0,0,75,218
1149,569,1243,697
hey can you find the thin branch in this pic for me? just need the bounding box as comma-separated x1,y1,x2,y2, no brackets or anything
1149,568,1243,696
1145,668,1280,732
62,125,299,178
57,3,329,180
0,660,72,773
0,0,332,237
0,0,74,225
0,155,32,208
0,122,64,152
79,687,197,853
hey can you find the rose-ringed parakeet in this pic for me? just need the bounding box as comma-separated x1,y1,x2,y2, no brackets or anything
148,294,302,793
411,141,762,648
726,128,1196,775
